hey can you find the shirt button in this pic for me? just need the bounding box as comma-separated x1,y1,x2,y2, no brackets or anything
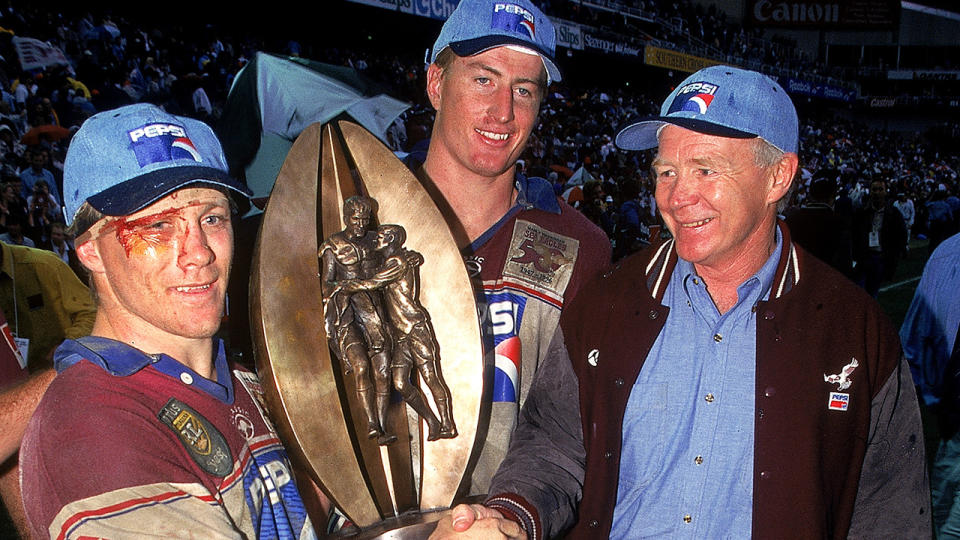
705,393,715,403
604,451,613,459
589,520,599,528
713,333,722,343
764,310,776,320
760,471,771,480
180,372,194,385
695,455,703,465
683,514,692,523
764,386,776,397
648,310,658,320
614,377,625,387
692,278,700,285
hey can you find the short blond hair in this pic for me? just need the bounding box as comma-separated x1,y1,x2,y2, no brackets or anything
68,202,105,238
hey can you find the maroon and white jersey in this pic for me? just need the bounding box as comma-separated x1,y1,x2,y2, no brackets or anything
464,175,610,493
20,337,316,540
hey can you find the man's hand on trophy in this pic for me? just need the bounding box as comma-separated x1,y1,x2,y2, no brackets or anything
429,503,527,540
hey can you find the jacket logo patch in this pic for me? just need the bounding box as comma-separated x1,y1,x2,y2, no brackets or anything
159,398,232,476
587,348,599,367
828,392,850,411
504,220,579,299
824,357,858,391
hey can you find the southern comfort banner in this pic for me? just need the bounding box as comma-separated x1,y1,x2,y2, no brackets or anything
644,46,723,73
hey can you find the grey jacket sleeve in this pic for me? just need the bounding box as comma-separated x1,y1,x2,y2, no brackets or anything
486,327,586,540
848,356,932,538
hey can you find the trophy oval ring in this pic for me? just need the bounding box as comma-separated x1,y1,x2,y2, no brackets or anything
250,120,484,537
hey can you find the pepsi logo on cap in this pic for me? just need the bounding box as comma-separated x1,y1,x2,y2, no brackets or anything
493,3,536,39
668,81,720,115
128,122,203,168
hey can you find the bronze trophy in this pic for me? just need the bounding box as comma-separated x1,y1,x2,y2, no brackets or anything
250,120,483,538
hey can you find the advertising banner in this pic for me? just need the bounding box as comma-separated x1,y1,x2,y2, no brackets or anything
782,77,856,102
746,0,899,29
551,17,583,50
888,70,960,81
643,46,722,73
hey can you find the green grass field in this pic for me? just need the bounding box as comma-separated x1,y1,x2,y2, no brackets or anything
878,238,931,329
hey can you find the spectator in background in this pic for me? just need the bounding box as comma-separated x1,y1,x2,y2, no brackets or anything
926,186,954,255
894,191,916,242
0,182,27,233
27,179,59,240
852,179,907,297
20,147,61,204
0,302,55,539
900,231,960,537
785,175,854,279
0,213,36,247
613,177,650,261
0,239,95,372
40,221,84,280
0,124,22,158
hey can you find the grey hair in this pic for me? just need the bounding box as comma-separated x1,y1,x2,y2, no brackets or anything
753,138,796,214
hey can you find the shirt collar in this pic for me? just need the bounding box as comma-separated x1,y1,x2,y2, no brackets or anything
55,337,234,402
675,226,784,313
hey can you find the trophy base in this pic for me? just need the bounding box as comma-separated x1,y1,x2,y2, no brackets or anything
334,508,447,539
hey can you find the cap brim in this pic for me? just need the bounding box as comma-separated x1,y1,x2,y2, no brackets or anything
449,36,561,84
615,116,757,151
86,165,252,217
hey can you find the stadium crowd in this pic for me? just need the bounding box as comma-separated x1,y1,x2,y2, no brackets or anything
0,1,954,290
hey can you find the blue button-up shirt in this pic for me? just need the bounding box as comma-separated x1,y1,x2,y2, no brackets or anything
900,232,960,406
611,230,783,539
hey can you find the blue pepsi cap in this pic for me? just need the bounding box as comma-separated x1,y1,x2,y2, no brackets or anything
616,66,798,154
430,0,561,84
63,103,251,227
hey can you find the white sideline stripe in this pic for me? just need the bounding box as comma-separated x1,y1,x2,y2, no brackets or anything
879,276,921,293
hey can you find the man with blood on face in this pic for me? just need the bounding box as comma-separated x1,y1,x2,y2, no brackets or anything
80,187,233,344
434,66,928,540
416,0,611,500
18,104,324,539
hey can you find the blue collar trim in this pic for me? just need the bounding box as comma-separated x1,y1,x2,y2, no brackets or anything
55,337,234,403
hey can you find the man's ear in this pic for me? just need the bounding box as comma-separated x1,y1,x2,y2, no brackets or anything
75,238,105,275
767,152,799,205
426,63,444,110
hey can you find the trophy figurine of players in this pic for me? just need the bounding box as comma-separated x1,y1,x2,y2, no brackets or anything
250,120,483,538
